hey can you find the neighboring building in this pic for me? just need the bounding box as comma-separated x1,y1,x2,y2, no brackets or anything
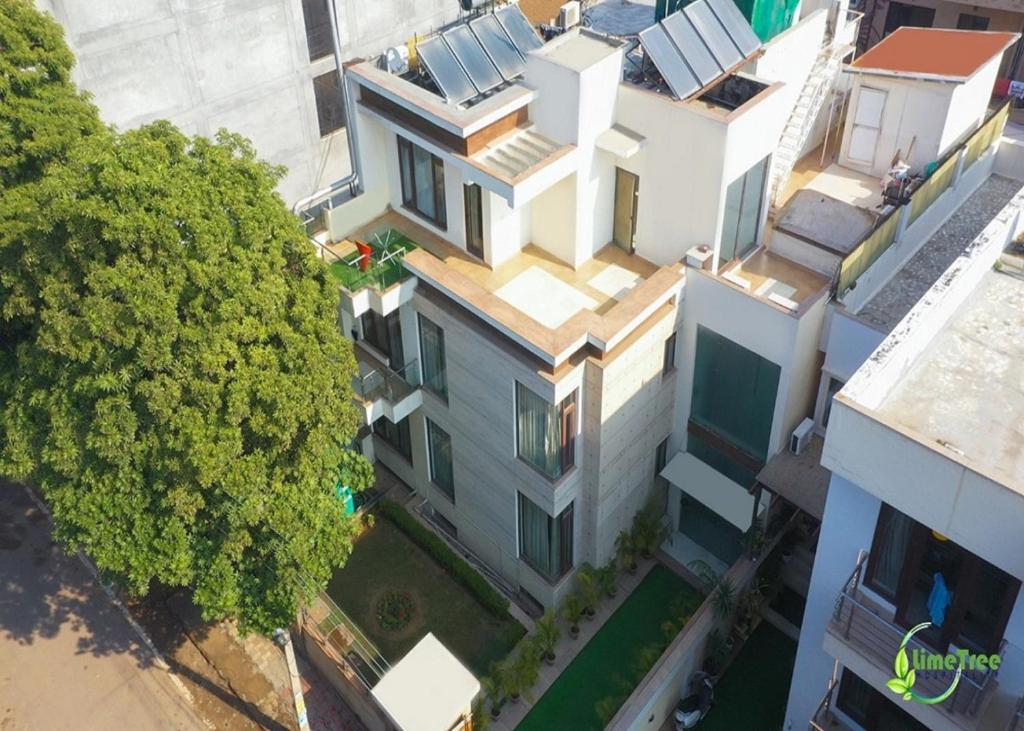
317,0,863,609
37,0,462,205
854,0,1024,78
786,180,1024,730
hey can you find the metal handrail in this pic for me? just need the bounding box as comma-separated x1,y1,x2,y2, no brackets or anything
809,677,839,731
304,592,391,688
832,551,1002,718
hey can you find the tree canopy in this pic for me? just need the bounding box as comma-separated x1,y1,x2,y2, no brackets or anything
0,1,370,633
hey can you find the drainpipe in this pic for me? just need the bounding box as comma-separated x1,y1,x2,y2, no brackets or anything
293,0,362,216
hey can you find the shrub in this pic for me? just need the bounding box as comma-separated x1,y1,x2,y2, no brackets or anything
376,500,510,618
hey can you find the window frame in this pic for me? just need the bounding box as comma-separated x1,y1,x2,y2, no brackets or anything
373,416,413,464
719,155,769,263
300,0,333,61
397,136,447,230
517,494,574,583
417,314,448,401
312,70,346,137
514,383,577,481
426,417,454,502
463,183,484,259
662,331,677,375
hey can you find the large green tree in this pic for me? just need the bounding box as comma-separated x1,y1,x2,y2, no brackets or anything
1,1,369,633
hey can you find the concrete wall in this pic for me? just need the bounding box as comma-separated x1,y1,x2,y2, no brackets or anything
40,0,460,206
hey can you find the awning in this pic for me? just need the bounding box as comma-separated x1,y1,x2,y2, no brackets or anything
595,124,644,158
661,451,764,531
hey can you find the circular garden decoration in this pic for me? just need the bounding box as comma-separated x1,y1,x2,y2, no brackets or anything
375,590,415,631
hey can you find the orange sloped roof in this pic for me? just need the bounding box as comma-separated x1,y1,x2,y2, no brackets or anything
851,27,1020,81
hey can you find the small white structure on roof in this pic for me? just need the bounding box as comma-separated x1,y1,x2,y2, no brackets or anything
371,633,479,731
839,27,1019,177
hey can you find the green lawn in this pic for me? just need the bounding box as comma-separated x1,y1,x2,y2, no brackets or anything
325,518,523,677
698,621,798,731
517,564,703,731
326,230,417,292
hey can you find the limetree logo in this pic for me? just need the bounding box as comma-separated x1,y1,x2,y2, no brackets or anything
887,622,1001,705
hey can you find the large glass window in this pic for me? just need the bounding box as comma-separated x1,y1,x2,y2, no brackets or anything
426,418,454,501
300,0,333,61
312,70,345,137
398,137,446,229
464,184,484,258
373,416,412,463
518,494,573,582
690,326,780,464
719,156,768,263
865,504,913,601
360,309,404,366
516,384,576,480
418,314,447,400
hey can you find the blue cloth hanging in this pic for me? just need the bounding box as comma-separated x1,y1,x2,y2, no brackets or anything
927,572,952,627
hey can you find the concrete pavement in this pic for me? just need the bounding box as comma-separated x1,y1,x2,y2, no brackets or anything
0,482,205,731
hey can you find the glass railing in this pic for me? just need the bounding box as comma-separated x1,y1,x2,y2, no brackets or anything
352,358,421,404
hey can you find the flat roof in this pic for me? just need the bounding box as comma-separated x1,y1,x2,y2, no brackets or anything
850,28,1019,81
371,633,479,731
873,254,1024,490
858,175,1021,333
533,27,623,72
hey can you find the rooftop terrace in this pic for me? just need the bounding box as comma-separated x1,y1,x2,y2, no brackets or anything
717,247,832,313
346,210,683,365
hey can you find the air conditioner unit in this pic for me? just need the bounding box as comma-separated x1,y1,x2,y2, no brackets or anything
790,418,815,455
559,1,581,29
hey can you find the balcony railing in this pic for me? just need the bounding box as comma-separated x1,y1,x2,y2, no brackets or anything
809,677,840,731
1008,696,1024,731
320,228,418,294
830,553,1002,724
353,357,421,405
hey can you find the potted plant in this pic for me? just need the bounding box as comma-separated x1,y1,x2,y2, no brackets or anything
703,628,733,674
597,560,618,598
632,502,668,558
472,696,491,731
577,563,600,619
615,529,639,575
506,640,541,704
535,609,560,665
481,671,505,720
688,560,736,622
743,523,766,560
561,591,585,639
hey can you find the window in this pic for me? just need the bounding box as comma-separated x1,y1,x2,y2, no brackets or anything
426,419,454,501
518,494,573,582
678,492,743,565
662,331,677,375
883,2,935,35
719,156,768,263
865,504,914,602
516,384,577,480
312,70,346,137
836,668,930,730
655,438,669,474
690,326,780,464
820,376,845,428
398,137,447,229
418,315,448,400
374,416,412,463
301,0,333,61
464,184,484,258
360,310,404,366
957,13,989,30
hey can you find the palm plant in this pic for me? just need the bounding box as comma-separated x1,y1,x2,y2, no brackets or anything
561,591,585,638
480,670,505,719
505,639,542,703
576,563,601,618
597,559,618,598
534,609,561,664
688,559,736,622
615,528,639,574
632,502,668,557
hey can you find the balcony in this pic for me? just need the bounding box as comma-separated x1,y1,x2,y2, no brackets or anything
824,553,1002,731
319,228,419,318
810,678,855,731
1010,697,1024,731
352,344,422,425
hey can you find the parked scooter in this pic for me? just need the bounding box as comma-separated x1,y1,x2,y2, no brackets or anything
673,671,715,729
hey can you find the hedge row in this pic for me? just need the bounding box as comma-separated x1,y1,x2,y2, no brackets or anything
376,499,511,618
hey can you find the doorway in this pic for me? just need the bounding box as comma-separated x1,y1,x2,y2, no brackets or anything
613,168,639,252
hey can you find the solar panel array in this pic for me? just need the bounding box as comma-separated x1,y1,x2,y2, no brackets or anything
639,0,762,100
417,5,542,105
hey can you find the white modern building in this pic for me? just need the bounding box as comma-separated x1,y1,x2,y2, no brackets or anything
36,0,463,205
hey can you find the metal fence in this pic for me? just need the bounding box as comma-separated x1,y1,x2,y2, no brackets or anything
302,592,390,689
831,553,1002,721
834,101,1010,298
808,677,839,731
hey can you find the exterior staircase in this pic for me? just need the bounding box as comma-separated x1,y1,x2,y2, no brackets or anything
768,44,848,211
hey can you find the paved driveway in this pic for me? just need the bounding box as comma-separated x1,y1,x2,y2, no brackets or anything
0,482,205,731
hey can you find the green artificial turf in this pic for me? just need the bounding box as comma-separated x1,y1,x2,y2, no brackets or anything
517,564,703,731
697,621,798,731
325,518,524,677
326,230,417,291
